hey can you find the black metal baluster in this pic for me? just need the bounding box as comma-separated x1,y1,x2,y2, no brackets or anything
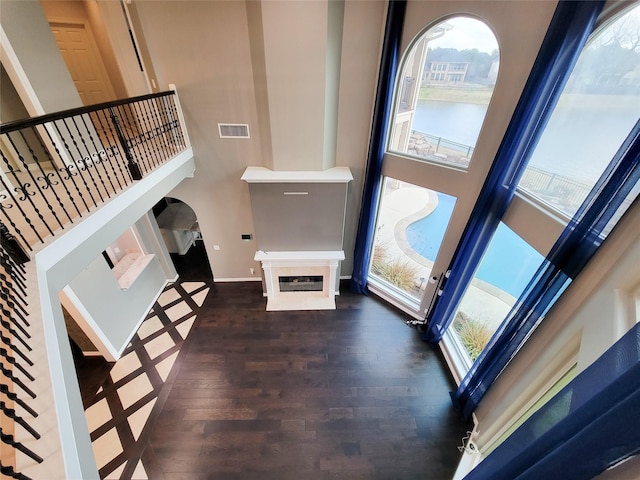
0,310,30,346
0,295,29,333
0,171,42,246
156,96,178,157
0,295,29,335
140,98,166,166
60,118,103,205
0,364,35,399
18,130,66,231
0,349,33,381
52,121,98,209
0,333,32,367
0,247,27,293
0,403,40,440
131,100,158,168
1,431,43,465
146,97,174,163
108,106,142,180
0,256,29,327
40,126,86,218
80,113,117,196
117,103,150,174
29,126,78,224
0,266,27,309
166,94,187,151
93,108,128,188
0,294,30,342
0,258,27,299
70,116,109,203
3,134,54,240
0,386,37,418
143,99,165,167
0,461,35,480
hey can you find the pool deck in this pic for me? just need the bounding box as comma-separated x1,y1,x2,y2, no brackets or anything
378,182,514,330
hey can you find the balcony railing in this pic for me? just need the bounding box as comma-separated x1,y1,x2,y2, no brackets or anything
519,165,593,214
409,130,474,168
0,90,188,251
0,90,188,478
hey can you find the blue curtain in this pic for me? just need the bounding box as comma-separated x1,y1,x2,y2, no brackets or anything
454,120,640,420
422,0,604,342
350,1,406,295
463,322,640,480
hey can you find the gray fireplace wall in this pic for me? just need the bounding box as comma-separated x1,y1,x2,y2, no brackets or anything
248,182,348,252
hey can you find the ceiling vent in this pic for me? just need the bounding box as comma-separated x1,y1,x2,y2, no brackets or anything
218,123,250,139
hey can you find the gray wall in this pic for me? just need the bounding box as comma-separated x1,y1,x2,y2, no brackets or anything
249,183,348,252
1,0,82,113
0,64,29,123
131,0,385,279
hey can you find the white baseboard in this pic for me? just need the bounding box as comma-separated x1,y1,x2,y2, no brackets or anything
214,277,262,282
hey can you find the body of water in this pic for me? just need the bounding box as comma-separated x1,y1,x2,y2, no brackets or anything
406,192,544,298
413,101,487,147
414,97,638,184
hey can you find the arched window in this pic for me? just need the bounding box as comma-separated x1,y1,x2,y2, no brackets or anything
387,17,499,169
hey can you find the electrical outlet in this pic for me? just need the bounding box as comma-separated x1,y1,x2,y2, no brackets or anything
213,245,220,250
250,268,255,275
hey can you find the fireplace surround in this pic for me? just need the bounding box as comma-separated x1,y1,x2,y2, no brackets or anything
255,250,344,311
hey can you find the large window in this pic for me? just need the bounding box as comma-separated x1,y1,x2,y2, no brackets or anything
388,17,499,169
368,16,500,319
518,6,640,217
450,4,640,370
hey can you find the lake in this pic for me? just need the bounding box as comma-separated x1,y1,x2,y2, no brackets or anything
413,97,639,184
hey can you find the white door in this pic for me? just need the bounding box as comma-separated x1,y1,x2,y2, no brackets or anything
50,22,116,106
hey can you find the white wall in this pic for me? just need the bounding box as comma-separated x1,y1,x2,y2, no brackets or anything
66,252,168,360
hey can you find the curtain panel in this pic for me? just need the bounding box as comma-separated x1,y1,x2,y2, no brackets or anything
350,0,406,295
463,322,640,480
454,120,640,420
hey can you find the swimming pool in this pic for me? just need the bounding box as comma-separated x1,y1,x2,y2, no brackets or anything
406,193,544,298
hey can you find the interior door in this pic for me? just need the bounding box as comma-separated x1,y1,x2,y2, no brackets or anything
50,22,116,106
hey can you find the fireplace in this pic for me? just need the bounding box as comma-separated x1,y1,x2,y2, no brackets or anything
242,167,352,311
255,251,344,311
279,275,323,292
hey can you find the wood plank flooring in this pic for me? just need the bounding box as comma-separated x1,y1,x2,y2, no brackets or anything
136,280,471,479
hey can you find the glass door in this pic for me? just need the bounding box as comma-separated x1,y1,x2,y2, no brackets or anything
368,177,456,315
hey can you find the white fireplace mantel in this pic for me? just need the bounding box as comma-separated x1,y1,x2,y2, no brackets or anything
255,250,345,311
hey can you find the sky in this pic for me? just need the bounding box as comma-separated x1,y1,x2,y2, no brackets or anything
427,17,498,54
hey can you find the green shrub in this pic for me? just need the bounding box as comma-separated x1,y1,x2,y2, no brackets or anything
371,243,389,273
373,257,420,292
453,312,493,361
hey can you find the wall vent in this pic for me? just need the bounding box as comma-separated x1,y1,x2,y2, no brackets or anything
218,123,250,139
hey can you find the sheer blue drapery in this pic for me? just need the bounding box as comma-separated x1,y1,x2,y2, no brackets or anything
463,322,640,480
422,0,604,342
350,1,406,295
453,120,640,420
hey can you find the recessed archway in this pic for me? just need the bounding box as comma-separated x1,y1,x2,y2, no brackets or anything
152,197,213,283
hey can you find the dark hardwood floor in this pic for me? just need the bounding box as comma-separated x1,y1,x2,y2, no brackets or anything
79,243,471,479
141,287,470,478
